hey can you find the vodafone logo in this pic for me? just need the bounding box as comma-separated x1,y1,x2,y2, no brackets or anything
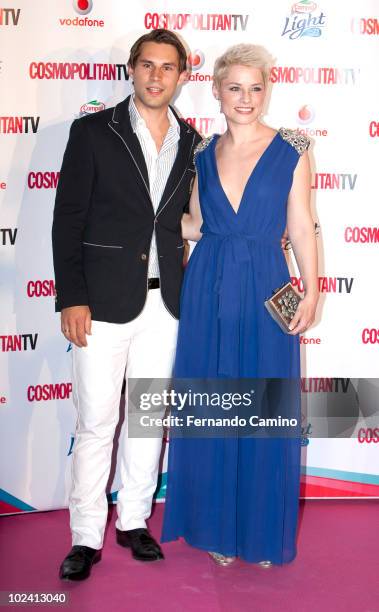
187,50,205,71
73,0,93,15
60,0,103,27
300,336,321,345
297,104,315,124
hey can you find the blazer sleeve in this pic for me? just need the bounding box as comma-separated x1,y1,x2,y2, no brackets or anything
183,131,202,214
52,118,94,311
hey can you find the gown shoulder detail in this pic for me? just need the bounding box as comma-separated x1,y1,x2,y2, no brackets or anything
193,135,215,163
278,127,310,155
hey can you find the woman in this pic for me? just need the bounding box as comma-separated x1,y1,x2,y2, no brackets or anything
161,44,319,566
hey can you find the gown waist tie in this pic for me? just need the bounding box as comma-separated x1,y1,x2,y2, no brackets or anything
201,229,280,377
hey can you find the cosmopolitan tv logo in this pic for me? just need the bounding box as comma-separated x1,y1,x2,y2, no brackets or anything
292,276,354,294
29,62,128,80
357,428,379,443
0,228,17,245
282,1,326,39
362,329,379,344
0,8,20,26
27,280,56,298
27,383,72,402
0,116,40,134
270,66,359,85
0,334,38,352
351,18,379,36
369,121,379,137
185,117,215,136
28,172,60,189
59,0,104,27
80,100,105,116
311,173,357,190
345,226,379,243
144,13,249,31
301,378,351,392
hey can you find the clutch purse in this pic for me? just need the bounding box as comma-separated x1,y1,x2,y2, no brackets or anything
264,282,302,333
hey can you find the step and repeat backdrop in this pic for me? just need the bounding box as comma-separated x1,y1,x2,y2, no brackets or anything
1,0,379,514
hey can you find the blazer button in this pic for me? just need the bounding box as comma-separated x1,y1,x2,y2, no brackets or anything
141,253,147,261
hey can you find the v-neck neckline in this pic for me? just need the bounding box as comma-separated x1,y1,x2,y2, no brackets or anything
212,131,280,216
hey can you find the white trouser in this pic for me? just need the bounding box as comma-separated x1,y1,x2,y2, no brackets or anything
69,289,178,549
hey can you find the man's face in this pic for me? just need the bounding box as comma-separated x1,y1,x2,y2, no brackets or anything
128,41,187,110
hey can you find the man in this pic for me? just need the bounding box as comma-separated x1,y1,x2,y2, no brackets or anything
52,29,201,581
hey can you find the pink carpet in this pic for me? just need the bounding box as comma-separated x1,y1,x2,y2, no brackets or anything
0,500,378,612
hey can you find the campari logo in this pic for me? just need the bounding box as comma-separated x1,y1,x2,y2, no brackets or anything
187,50,205,71
79,100,105,116
282,0,326,39
292,1,317,13
73,0,93,15
297,104,315,124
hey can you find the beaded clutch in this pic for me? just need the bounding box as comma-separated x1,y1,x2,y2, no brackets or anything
264,282,302,333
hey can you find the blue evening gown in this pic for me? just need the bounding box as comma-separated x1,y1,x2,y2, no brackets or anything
161,128,310,564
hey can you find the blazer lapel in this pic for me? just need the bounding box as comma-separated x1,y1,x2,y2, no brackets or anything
156,109,195,215
107,96,151,204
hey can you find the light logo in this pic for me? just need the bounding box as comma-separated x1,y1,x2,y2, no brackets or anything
282,1,326,39
72,0,93,15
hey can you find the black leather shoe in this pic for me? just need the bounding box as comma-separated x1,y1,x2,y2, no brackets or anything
116,528,164,562
59,545,101,581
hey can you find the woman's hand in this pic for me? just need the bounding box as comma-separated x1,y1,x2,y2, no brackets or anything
288,293,319,335
181,176,203,241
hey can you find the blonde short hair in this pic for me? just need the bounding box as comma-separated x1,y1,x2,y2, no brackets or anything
213,43,274,87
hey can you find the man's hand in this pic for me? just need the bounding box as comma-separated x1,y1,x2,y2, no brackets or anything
61,306,92,348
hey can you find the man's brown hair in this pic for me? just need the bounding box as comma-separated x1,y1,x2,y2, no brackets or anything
128,29,188,73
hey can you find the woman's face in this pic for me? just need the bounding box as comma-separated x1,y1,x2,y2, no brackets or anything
213,64,266,126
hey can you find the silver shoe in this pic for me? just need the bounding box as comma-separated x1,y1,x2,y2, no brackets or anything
258,560,273,568
208,551,236,566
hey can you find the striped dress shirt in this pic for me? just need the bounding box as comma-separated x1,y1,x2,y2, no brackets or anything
129,95,180,279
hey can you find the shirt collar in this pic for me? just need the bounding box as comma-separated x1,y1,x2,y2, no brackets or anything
129,94,180,137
